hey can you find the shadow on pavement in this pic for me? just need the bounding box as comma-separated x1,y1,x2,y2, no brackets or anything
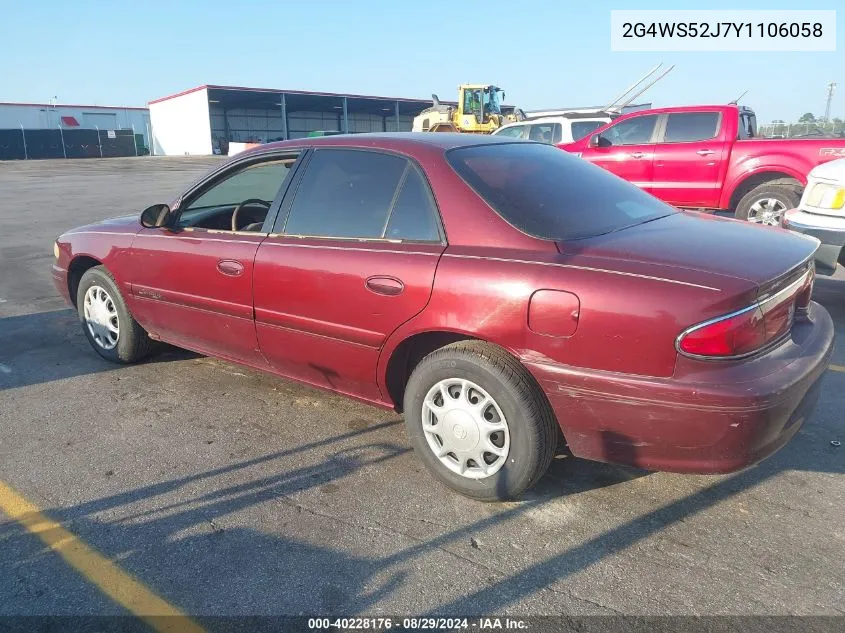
0,309,198,391
1,379,841,621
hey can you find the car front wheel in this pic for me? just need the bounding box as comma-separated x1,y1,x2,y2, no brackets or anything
403,341,558,501
76,266,154,364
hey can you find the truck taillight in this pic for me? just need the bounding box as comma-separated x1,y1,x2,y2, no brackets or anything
677,270,811,359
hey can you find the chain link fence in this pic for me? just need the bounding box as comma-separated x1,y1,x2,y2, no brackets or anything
758,121,844,139
0,127,146,160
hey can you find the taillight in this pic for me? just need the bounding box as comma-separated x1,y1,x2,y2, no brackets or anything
795,268,815,312
677,270,811,359
677,305,767,357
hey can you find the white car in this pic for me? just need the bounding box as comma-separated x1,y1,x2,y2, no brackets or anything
783,157,845,275
492,115,611,145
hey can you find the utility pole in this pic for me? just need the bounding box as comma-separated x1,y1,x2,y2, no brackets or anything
824,82,836,122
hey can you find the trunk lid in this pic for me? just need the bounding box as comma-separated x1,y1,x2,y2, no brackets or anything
557,212,818,293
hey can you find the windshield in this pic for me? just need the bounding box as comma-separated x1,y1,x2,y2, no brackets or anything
483,89,502,114
446,142,677,241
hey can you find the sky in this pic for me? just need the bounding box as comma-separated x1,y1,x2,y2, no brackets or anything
1,0,842,123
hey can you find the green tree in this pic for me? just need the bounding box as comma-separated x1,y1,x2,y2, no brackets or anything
799,112,816,123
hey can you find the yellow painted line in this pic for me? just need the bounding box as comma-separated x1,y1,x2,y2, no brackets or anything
830,364,845,373
0,480,205,633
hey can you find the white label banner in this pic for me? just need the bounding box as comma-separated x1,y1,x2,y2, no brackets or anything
610,10,836,51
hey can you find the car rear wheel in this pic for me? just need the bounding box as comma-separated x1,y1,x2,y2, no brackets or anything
403,341,558,501
734,179,802,226
76,266,155,364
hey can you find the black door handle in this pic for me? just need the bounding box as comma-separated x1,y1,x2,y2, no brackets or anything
365,276,404,296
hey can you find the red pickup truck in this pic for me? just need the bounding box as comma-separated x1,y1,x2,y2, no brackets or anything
558,104,845,225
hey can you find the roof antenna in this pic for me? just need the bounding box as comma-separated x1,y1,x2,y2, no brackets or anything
603,64,662,113
729,90,748,105
604,64,675,115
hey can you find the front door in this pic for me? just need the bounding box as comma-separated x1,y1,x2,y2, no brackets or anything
580,113,659,194
127,153,300,363
253,147,446,402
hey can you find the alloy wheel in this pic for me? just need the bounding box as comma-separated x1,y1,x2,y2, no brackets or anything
747,198,787,226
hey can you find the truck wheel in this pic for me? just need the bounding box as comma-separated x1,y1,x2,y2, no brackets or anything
734,179,802,226
76,266,155,364
403,341,558,501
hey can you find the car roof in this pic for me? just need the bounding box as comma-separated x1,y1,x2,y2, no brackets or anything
256,132,514,153
617,104,737,117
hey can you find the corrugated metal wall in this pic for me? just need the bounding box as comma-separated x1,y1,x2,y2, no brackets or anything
209,107,413,144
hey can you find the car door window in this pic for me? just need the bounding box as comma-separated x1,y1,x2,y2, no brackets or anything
495,125,525,139
571,120,605,142
601,115,658,146
177,158,294,231
529,124,560,144
384,167,441,242
283,149,409,239
663,112,720,143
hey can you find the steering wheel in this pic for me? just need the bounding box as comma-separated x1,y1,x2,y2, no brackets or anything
231,198,272,232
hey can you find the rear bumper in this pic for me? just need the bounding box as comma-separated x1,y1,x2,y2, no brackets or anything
526,303,834,473
783,208,845,275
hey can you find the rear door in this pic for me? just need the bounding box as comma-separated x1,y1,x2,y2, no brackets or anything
252,147,446,402
579,113,659,194
651,111,727,208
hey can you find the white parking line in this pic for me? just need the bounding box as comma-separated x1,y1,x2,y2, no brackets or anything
0,364,11,374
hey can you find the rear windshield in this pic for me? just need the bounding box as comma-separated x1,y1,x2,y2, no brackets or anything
446,142,677,240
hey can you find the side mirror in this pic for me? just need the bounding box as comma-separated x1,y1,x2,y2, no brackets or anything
589,134,611,148
140,203,171,228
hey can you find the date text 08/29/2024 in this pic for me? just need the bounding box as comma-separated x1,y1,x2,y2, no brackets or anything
307,617,528,630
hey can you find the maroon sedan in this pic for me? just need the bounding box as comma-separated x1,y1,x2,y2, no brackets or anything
52,134,834,500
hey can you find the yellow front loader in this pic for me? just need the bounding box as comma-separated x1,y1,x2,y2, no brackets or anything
412,84,524,134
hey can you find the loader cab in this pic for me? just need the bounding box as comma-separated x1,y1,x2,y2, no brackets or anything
459,85,505,127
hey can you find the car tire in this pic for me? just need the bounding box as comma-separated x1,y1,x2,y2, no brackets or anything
734,179,802,226
403,340,558,501
76,266,155,364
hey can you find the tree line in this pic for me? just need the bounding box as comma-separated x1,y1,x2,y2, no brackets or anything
759,113,844,138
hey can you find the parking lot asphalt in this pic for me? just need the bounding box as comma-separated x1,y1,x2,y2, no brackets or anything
1,157,843,620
